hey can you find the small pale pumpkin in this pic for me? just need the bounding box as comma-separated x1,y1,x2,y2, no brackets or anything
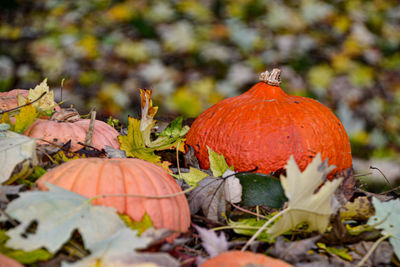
24,108,120,151
0,89,29,111
201,251,293,267
36,158,191,236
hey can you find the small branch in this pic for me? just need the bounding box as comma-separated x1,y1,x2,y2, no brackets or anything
0,91,47,115
231,203,269,220
0,208,19,227
241,208,289,251
370,166,392,189
355,234,390,267
84,107,96,147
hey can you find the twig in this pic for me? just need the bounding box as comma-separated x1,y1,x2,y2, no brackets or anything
355,234,390,267
231,203,269,220
370,166,392,189
84,107,96,147
0,208,19,227
0,91,47,115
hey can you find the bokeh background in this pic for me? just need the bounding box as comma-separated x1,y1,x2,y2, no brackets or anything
1,0,400,186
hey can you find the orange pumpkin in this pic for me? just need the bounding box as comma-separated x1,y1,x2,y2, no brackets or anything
0,89,29,111
36,158,190,237
186,69,352,179
24,108,120,151
0,254,24,267
201,251,293,267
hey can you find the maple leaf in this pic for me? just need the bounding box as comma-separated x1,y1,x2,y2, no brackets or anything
195,225,228,258
27,79,57,114
367,197,400,260
118,89,189,164
0,130,37,184
118,116,161,163
267,154,342,238
175,167,208,187
12,104,38,133
1,183,127,253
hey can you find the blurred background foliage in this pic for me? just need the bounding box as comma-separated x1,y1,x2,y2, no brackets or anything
1,0,400,183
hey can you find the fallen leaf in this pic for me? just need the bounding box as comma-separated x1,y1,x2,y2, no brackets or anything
340,196,374,221
62,228,151,267
1,183,126,253
194,225,228,258
208,147,232,177
139,89,158,132
269,236,320,263
228,218,273,242
176,167,208,187
367,197,400,260
0,229,52,264
12,104,38,133
0,130,37,184
188,176,226,222
237,172,287,208
268,154,343,238
317,242,353,261
105,146,127,158
27,79,57,114
223,170,241,203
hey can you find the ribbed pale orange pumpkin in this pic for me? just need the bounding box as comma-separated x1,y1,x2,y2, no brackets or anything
0,89,29,111
24,108,120,151
186,69,352,179
36,158,191,236
201,251,293,267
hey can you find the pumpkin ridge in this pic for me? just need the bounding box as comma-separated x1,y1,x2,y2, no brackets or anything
152,166,183,230
123,162,145,222
135,162,167,229
70,159,90,191
120,160,129,215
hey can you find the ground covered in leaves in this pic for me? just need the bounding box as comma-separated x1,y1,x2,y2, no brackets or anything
0,83,399,266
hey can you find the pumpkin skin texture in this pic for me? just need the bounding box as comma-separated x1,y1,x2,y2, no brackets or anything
186,69,352,179
0,253,25,267
24,118,120,151
36,158,191,237
201,251,293,267
0,89,29,111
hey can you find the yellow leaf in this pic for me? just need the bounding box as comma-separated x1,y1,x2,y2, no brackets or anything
13,104,38,133
28,79,57,113
118,117,161,163
139,88,158,131
268,154,342,238
340,196,374,221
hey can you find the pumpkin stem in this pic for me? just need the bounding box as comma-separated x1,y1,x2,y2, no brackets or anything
258,68,281,87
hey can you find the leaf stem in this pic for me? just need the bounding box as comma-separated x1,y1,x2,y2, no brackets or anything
88,185,197,203
241,208,289,251
212,225,264,231
355,234,390,267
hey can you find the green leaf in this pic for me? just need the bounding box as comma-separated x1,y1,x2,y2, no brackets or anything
176,167,209,187
237,173,287,208
1,183,126,253
367,197,400,260
207,147,233,177
317,243,353,261
0,230,52,264
159,116,185,137
228,218,274,242
118,116,161,163
120,213,153,235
